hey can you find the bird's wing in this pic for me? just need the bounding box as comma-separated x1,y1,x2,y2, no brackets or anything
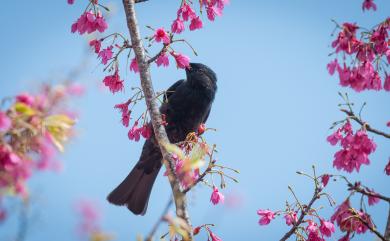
163,79,185,103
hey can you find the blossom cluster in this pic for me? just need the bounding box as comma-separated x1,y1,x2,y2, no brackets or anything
331,198,374,241
0,84,81,221
327,18,390,92
327,121,376,173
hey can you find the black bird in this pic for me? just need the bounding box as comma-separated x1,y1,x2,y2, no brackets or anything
107,63,217,215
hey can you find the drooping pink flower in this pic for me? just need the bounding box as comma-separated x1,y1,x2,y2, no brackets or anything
89,39,101,53
178,2,196,21
156,53,170,67
67,0,75,5
362,0,377,11
332,23,360,55
321,174,330,187
385,159,390,175
171,52,190,69
384,75,390,91
189,16,203,31
257,209,275,225
206,4,222,21
0,112,11,132
102,69,124,94
98,46,113,65
284,211,297,226
327,129,343,145
330,122,376,173
209,229,222,241
366,188,380,206
130,58,139,73
154,28,170,44
140,125,151,139
319,219,335,237
327,59,339,75
128,121,141,142
171,18,185,34
331,199,373,234
387,121,390,128
16,93,34,106
210,186,224,205
94,12,108,33
114,101,131,127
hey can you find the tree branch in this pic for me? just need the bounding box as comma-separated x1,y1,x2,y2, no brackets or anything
279,188,320,241
340,109,390,139
121,0,192,239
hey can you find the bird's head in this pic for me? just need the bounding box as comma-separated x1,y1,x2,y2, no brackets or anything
185,63,217,87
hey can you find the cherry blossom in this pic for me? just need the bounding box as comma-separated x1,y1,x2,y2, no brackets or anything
171,52,190,69
102,69,124,94
156,53,170,67
154,28,170,44
362,0,377,11
210,186,224,205
257,209,275,225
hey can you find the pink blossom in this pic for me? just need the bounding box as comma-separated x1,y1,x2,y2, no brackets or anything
327,59,339,75
362,0,377,11
319,219,335,237
332,23,360,55
98,46,113,65
206,4,222,21
102,69,124,94
0,112,11,132
140,125,151,139
71,11,107,35
130,58,139,73
16,93,34,106
171,52,190,69
189,16,203,31
306,220,318,234
156,53,169,67
89,39,101,53
366,188,380,206
75,200,100,235
210,186,224,205
327,129,343,145
67,0,75,5
385,159,390,175
321,174,330,187
94,12,108,33
330,122,376,173
128,121,141,142
284,212,297,226
154,28,170,44
387,121,390,128
257,209,275,225
67,83,85,96
171,18,185,34
384,75,390,91
209,229,222,241
178,2,196,21
114,101,131,127
331,199,373,234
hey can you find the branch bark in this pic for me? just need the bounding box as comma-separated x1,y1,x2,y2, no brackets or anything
121,0,192,239
279,188,320,241
340,109,390,139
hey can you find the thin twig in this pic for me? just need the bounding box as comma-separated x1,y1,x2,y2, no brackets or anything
340,109,390,139
279,188,321,241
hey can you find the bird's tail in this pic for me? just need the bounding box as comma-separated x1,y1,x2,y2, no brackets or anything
107,162,161,215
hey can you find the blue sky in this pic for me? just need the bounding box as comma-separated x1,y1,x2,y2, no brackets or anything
1,0,390,240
